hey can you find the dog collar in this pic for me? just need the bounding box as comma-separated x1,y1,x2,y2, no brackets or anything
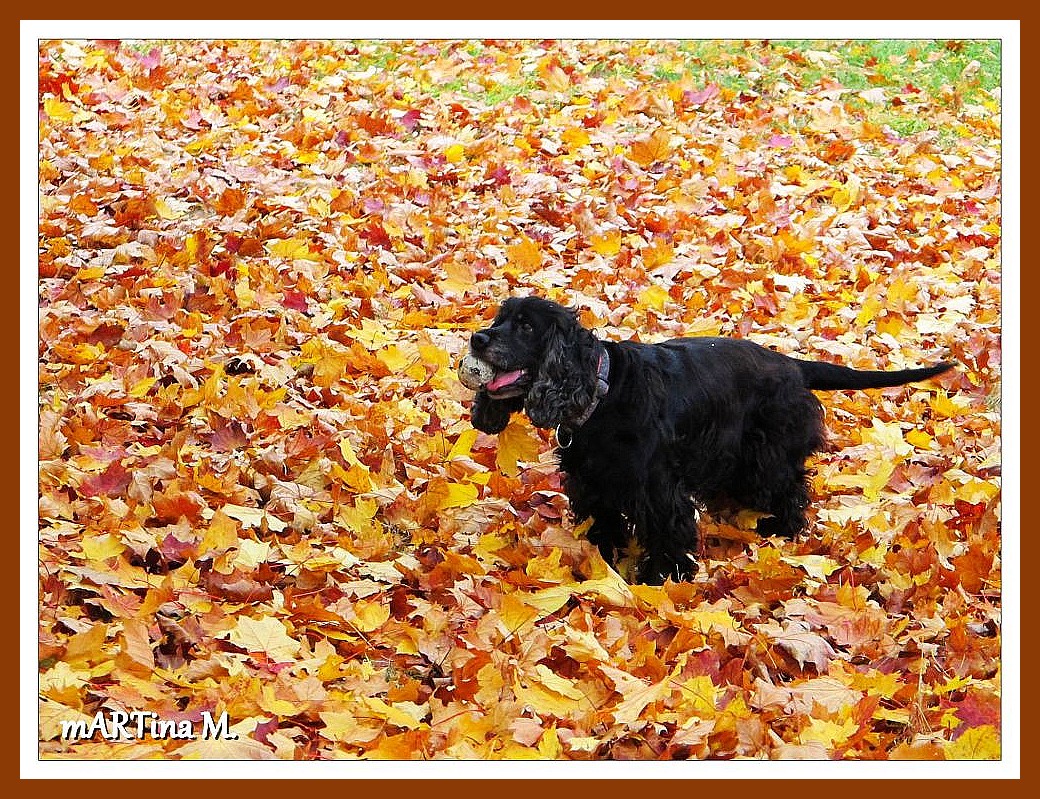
557,346,610,446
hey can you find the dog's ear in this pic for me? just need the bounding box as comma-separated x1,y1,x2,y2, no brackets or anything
524,311,600,429
471,390,523,434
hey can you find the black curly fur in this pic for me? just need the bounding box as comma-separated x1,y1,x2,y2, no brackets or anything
469,296,953,584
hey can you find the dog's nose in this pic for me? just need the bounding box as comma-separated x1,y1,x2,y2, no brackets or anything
471,331,490,352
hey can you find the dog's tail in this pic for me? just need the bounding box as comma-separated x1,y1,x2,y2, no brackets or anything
797,359,954,391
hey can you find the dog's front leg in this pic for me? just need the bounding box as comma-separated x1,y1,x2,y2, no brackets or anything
633,488,700,585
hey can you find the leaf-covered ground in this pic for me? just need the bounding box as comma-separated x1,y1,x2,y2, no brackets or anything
38,40,1001,760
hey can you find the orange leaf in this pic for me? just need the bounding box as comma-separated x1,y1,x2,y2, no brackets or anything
506,236,543,271
629,128,673,167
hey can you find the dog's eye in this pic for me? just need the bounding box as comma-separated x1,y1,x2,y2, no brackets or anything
516,317,533,335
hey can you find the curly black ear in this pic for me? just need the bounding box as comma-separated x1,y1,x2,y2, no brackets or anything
524,310,600,429
471,390,523,434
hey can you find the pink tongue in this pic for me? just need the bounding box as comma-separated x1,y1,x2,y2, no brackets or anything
486,369,524,391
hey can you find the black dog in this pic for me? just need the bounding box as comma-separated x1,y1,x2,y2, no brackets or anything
466,296,953,584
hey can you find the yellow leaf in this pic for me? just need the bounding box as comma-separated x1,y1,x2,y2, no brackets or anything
590,230,621,256
512,664,586,717
40,663,89,700
873,707,911,724
338,437,365,468
525,548,572,582
353,599,390,633
448,428,478,460
363,697,426,730
826,460,896,502
906,429,934,450
376,345,411,373
267,237,318,260
442,481,479,509
475,662,506,707
185,133,214,155
935,675,975,695
128,377,158,398
309,197,330,218
678,675,718,714
638,284,671,312
953,477,1000,504
44,96,74,122
930,391,970,419
75,266,106,281
445,143,466,163
419,480,479,514
573,576,635,607
537,726,563,758
225,616,302,661
782,228,815,253
831,173,861,212
474,530,512,565
779,554,841,580
155,196,192,220
258,685,298,716
419,343,450,370
944,725,1001,760
862,419,913,457
498,593,541,634
329,462,372,492
216,504,287,533
319,711,381,744
231,539,271,571
436,260,478,296
802,717,858,748
561,127,590,149
688,609,740,635
601,665,669,723
309,344,351,388
496,420,541,476
80,533,125,561
876,315,906,337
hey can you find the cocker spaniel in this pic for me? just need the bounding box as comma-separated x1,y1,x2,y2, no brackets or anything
461,296,953,584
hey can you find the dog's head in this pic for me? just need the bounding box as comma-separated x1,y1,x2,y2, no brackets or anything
465,296,602,432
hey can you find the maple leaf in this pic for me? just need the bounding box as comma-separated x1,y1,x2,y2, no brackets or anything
223,616,302,662
513,664,588,718
78,462,132,498
629,127,673,167
495,419,542,476
599,664,670,724
944,725,1001,760
756,619,837,672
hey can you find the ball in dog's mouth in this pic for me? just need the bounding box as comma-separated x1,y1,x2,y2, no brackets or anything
458,354,497,390
458,354,526,395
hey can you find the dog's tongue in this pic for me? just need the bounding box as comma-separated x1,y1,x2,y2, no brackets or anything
486,369,524,391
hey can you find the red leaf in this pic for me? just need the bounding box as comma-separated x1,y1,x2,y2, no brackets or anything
79,462,131,498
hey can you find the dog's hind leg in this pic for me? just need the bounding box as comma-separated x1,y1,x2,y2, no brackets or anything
736,457,812,538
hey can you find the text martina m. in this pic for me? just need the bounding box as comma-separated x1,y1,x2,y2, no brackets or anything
60,710,236,741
